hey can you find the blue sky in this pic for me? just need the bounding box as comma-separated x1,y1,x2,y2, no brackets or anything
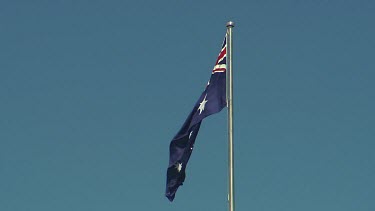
1,1,374,210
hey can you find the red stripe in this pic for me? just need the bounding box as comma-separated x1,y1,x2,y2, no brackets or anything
212,68,226,73
215,48,226,64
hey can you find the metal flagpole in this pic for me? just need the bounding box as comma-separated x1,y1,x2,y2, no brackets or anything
226,21,235,211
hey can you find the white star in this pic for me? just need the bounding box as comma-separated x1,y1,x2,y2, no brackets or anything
197,94,208,115
189,131,193,139
175,163,182,172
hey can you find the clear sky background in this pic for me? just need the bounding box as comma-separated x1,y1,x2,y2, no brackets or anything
1,1,374,210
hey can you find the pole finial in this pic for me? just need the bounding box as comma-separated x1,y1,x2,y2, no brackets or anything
226,21,235,28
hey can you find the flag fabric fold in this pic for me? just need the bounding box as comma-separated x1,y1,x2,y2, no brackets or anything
165,35,227,201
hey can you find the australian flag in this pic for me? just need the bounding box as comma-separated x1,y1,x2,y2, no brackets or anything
165,35,227,201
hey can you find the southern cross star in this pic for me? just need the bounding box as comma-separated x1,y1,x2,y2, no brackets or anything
197,94,208,115
175,163,182,172
189,131,193,139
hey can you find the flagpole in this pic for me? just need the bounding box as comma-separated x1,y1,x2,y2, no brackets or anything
226,21,235,211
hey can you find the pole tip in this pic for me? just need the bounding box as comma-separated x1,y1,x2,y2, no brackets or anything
226,21,235,28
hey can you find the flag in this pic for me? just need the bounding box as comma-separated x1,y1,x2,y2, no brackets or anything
165,35,227,201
